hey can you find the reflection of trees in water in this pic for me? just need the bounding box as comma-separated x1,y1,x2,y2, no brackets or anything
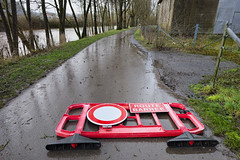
0,26,115,58
0,0,143,59
0,0,150,60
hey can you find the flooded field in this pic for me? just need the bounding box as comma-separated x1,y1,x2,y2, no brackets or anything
0,26,114,58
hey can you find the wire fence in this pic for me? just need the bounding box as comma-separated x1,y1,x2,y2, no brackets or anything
139,24,240,53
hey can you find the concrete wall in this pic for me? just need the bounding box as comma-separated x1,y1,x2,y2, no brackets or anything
157,0,175,32
214,0,240,34
158,0,219,34
172,0,219,34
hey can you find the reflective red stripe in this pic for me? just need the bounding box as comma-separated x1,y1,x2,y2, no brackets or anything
189,141,194,146
87,103,127,125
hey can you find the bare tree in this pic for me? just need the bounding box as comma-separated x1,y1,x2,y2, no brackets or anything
82,0,92,38
68,0,81,39
11,0,18,56
107,1,111,29
26,0,34,50
93,0,98,34
0,0,18,56
54,0,67,44
0,1,13,55
133,0,151,25
116,0,123,30
114,0,118,29
19,0,35,52
110,0,115,29
129,0,135,27
123,0,127,28
98,0,108,33
41,0,51,48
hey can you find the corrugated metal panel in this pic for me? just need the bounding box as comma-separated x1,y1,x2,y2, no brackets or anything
232,0,240,32
214,0,240,34
232,13,240,33
235,0,240,11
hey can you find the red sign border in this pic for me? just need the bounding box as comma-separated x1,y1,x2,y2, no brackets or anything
87,103,127,126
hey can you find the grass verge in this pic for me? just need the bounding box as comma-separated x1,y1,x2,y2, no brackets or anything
0,28,130,108
134,29,240,65
189,68,240,157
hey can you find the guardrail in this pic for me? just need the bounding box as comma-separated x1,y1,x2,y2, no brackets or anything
212,21,240,88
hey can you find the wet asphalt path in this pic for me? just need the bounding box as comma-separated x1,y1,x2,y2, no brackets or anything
0,30,237,159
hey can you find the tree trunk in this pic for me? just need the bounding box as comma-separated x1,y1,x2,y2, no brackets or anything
10,0,18,56
93,0,98,35
41,0,51,49
82,0,87,37
101,0,107,33
117,0,123,30
55,0,67,44
68,0,81,39
123,0,127,28
90,3,94,35
18,27,34,53
82,0,92,38
114,0,118,29
19,0,35,53
3,0,13,35
0,1,14,54
107,1,111,29
130,2,135,27
110,0,115,29
26,0,34,50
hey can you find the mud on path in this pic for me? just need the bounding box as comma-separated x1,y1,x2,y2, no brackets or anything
0,29,238,159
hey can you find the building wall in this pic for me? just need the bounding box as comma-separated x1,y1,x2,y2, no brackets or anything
214,0,240,33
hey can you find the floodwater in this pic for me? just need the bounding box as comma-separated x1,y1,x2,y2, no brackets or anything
0,26,113,57
0,30,238,159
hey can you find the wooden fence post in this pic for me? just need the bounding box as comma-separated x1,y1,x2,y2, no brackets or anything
212,22,228,88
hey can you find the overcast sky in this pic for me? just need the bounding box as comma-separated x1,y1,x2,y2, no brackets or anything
25,0,82,15
23,0,158,15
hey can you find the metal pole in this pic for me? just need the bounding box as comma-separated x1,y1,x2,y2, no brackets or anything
212,22,228,88
200,37,222,49
193,24,199,48
158,27,185,47
227,28,240,47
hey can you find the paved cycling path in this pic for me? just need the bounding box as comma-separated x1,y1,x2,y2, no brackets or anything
0,30,237,159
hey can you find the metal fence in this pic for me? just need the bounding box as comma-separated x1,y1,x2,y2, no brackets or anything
139,24,240,52
139,23,240,89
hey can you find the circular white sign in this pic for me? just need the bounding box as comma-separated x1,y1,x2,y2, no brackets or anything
87,104,128,126
93,106,121,121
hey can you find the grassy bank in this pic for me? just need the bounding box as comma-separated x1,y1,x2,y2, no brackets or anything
0,28,130,108
134,29,240,157
134,29,240,65
189,69,240,157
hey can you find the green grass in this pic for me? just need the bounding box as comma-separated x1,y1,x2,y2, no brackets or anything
0,28,130,108
134,29,145,42
134,29,240,157
134,29,240,65
189,68,240,157
134,29,157,50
